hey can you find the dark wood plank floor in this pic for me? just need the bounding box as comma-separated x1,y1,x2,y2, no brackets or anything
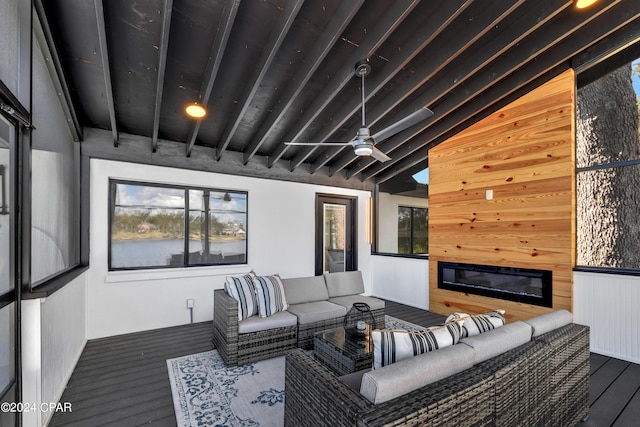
49,300,639,426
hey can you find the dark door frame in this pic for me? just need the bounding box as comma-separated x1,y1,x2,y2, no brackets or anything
315,193,357,276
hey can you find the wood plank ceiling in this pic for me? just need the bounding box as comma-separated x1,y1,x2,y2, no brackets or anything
37,0,640,191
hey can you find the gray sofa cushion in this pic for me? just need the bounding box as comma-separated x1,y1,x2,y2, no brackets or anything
524,309,573,337
281,275,329,304
238,310,298,334
328,295,385,311
324,271,365,297
360,343,475,404
460,321,532,364
287,301,347,324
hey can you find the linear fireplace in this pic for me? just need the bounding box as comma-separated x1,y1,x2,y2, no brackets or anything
438,262,552,307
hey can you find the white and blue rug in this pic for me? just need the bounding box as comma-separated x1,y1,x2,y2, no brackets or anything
167,315,422,426
167,350,285,427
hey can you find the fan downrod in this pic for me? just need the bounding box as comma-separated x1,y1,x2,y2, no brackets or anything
355,60,371,77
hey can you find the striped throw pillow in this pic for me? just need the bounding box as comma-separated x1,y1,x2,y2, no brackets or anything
224,274,258,321
446,310,506,338
253,275,289,318
371,320,464,369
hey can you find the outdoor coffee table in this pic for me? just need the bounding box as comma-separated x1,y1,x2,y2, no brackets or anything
313,325,373,376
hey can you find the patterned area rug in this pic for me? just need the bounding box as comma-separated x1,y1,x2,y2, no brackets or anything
167,350,285,427
167,315,421,426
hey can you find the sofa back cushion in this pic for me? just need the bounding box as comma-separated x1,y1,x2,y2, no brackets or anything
324,271,365,297
460,321,532,364
524,309,573,337
281,275,329,304
371,320,464,369
360,343,475,404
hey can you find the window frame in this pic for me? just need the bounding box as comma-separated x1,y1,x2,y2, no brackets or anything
108,179,248,271
574,49,640,274
397,205,429,256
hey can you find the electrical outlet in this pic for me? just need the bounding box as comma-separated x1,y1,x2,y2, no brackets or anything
187,298,194,308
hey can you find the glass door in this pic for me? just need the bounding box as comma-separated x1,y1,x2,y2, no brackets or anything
0,113,16,427
315,194,357,275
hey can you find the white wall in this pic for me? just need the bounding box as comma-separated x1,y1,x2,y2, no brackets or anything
574,271,640,364
371,255,429,310
377,192,428,253
22,272,87,427
88,158,372,338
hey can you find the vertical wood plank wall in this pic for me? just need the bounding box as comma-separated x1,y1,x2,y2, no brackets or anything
428,69,576,321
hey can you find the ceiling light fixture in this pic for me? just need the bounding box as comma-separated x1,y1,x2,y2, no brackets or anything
575,0,599,9
185,102,206,118
354,144,373,157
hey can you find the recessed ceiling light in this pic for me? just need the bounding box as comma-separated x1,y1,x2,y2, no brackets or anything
575,0,599,9
185,103,206,118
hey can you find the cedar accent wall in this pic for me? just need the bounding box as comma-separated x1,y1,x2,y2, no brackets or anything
428,69,576,321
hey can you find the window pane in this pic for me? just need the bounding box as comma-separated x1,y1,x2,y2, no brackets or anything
0,117,11,295
398,207,411,254
412,208,429,255
208,191,247,264
576,164,640,269
0,303,15,391
111,183,186,268
324,204,345,273
187,190,247,264
576,61,640,168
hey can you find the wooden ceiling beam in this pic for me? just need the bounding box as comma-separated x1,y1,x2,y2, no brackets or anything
185,0,241,157
94,0,118,147
215,0,304,161
151,0,173,153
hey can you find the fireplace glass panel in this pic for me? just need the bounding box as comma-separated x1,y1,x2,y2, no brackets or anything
438,262,552,307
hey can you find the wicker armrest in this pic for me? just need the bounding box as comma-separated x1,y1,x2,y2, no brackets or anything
285,349,371,427
213,289,239,350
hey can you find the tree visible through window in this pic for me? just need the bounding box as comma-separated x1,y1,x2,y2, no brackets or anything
109,181,247,270
398,206,428,255
576,59,640,269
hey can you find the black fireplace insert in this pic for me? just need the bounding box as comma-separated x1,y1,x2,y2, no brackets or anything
438,261,552,307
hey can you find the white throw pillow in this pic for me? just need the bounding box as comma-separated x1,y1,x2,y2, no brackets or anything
253,275,289,318
446,309,506,338
371,320,464,369
224,273,258,321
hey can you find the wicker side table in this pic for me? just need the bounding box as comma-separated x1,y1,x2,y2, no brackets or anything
313,326,372,376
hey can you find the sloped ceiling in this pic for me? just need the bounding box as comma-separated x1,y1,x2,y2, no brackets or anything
37,0,640,190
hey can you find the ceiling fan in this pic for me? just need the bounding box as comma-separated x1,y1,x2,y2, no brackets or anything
284,60,433,162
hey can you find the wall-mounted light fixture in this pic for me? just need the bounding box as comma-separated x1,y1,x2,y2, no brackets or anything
0,165,8,215
365,196,373,245
185,102,207,119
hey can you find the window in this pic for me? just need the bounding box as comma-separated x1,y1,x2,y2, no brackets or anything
576,57,640,270
398,206,428,255
109,181,247,270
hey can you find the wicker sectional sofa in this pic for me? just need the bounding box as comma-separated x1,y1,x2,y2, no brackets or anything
212,270,384,366
285,310,590,427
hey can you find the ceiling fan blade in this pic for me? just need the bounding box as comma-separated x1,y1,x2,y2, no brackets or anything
284,141,352,146
370,106,434,143
370,146,391,162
